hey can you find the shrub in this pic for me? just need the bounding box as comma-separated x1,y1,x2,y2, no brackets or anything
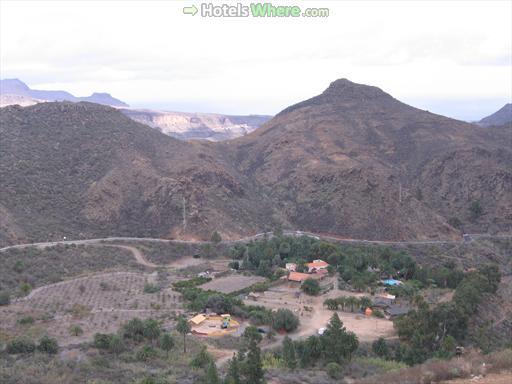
190,345,213,368
143,283,160,294
69,324,84,336
211,231,222,244
326,362,342,378
6,337,36,354
373,309,385,318
136,345,157,362
229,261,240,270
0,291,10,306
17,316,34,325
272,308,299,332
19,282,32,296
94,333,114,350
37,335,58,354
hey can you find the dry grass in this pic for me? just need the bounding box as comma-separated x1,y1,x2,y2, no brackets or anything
355,349,512,384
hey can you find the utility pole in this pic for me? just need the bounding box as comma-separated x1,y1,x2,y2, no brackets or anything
182,196,187,231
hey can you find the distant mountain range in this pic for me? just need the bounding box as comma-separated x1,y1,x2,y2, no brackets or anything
477,103,512,127
0,78,128,107
0,79,271,140
1,78,510,246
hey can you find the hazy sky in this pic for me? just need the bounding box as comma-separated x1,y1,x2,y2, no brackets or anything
1,0,511,120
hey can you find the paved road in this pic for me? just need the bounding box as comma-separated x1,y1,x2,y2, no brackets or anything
2,231,511,253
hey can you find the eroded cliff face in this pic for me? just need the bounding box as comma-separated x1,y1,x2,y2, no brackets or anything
122,108,271,141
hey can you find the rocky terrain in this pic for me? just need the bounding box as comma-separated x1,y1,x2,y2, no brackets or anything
122,108,271,141
223,79,512,239
1,79,511,245
0,78,128,107
0,102,274,245
478,103,512,127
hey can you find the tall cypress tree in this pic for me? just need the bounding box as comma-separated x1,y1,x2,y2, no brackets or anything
245,339,264,384
226,353,241,384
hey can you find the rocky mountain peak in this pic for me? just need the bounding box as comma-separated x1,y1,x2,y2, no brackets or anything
322,78,392,101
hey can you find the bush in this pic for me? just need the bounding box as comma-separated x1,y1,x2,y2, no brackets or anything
190,345,213,368
6,337,36,354
372,309,385,318
143,283,160,294
272,308,299,332
94,333,115,350
0,291,10,306
17,316,34,325
37,335,58,354
326,362,342,378
136,345,157,362
69,324,84,336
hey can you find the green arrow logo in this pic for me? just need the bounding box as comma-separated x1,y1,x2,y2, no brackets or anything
183,5,198,16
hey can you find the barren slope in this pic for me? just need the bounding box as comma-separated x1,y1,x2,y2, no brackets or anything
223,79,512,239
0,102,273,245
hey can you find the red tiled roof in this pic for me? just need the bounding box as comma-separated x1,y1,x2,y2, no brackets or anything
288,272,311,282
306,260,329,268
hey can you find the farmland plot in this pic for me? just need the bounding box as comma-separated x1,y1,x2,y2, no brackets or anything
201,274,266,294
0,272,183,345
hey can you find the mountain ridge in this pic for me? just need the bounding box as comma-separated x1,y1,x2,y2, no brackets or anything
0,78,128,107
1,79,511,245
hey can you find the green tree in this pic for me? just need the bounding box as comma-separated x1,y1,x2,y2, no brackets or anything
359,296,372,311
243,325,263,344
191,345,213,368
177,316,191,353
324,298,338,310
272,308,299,332
159,333,175,357
37,335,58,354
322,313,358,364
211,231,222,244
143,318,161,345
244,339,264,384
282,336,297,369
204,362,221,384
226,353,242,384
372,337,389,359
123,317,145,342
301,278,321,296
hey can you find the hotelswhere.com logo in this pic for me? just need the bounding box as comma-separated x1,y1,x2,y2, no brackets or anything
183,3,330,18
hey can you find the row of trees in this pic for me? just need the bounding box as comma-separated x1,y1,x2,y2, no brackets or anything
323,296,373,312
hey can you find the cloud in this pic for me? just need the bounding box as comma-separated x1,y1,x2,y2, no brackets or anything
1,0,510,119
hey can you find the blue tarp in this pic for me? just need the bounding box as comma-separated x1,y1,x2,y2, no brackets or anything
383,279,402,286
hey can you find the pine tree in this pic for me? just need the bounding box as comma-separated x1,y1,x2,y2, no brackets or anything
204,361,221,384
226,353,241,384
244,339,264,384
282,336,297,369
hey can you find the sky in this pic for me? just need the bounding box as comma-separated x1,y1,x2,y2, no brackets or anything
0,0,511,121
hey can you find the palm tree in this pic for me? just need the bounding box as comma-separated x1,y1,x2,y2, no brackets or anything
359,296,372,311
346,296,359,312
335,297,347,311
324,298,338,310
